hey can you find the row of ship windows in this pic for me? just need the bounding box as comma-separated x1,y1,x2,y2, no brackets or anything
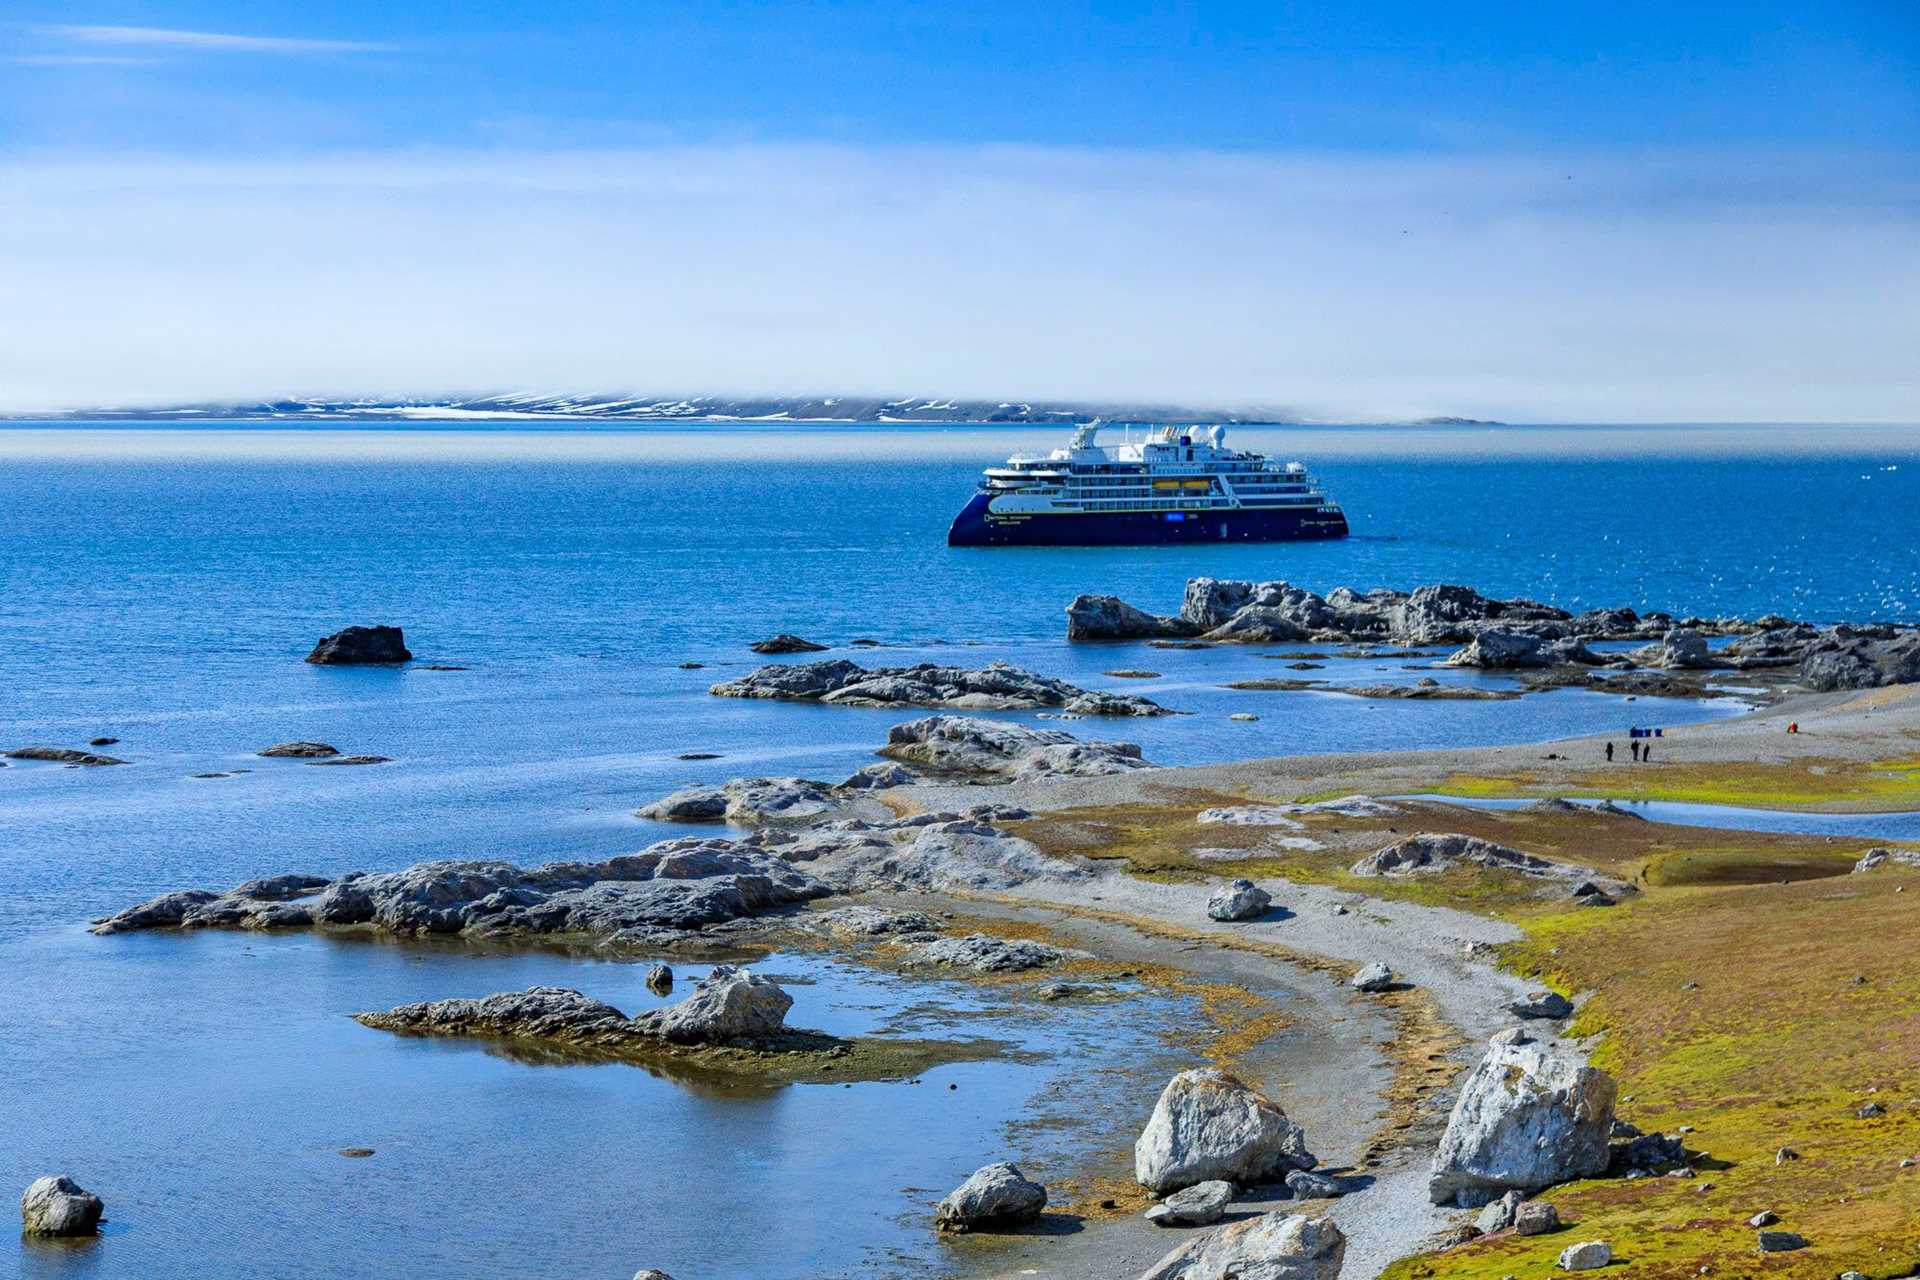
1060,498,1320,511
1017,486,1312,498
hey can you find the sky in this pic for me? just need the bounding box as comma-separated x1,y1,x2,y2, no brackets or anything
1,2,1916,421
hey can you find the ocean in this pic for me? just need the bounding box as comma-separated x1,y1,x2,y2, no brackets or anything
3,421,1917,1278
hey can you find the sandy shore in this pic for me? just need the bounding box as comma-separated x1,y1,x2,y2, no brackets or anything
911,683,1920,1279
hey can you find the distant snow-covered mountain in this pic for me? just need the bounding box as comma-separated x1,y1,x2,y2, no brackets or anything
27,392,1496,426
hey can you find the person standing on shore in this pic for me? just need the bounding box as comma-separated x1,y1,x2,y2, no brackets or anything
1606,741,1615,762
1631,741,1640,762
1643,743,1653,763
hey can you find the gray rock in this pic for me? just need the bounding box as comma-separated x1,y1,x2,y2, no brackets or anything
20,1175,104,1237
1511,991,1575,1020
632,1271,676,1280
645,964,673,995
1430,1038,1617,1206
837,762,918,790
1137,1212,1345,1280
1352,962,1395,992
1134,1068,1316,1194
94,840,830,940
1476,1189,1524,1233
1283,1168,1347,1199
1853,847,1920,873
1757,1230,1809,1252
1632,628,1717,669
1352,833,1561,878
711,660,1168,716
1445,629,1600,669
934,1162,1047,1232
258,741,341,758
749,633,827,654
1206,879,1271,922
785,819,1086,894
1557,1240,1612,1270
1145,1179,1234,1227
801,905,944,937
909,933,1086,974
306,624,411,665
880,714,1152,780
1514,1199,1561,1235
636,776,841,825
630,965,793,1044
1066,594,1198,640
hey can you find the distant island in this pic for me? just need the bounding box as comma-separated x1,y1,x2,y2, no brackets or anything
11,393,1501,427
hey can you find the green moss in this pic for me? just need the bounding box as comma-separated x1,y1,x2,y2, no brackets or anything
1433,756,1920,811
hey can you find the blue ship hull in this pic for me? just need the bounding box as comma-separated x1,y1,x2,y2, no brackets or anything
947,492,1349,547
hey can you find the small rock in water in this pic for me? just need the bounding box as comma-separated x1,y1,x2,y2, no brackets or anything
307,755,392,766
306,624,411,665
20,1175,104,1237
259,741,340,758
749,633,828,654
934,1161,1047,1232
1351,962,1394,992
677,662,705,669
1558,1241,1612,1271
1228,712,1259,721
633,1271,677,1280
6,746,126,766
1106,669,1161,678
1144,1179,1233,1227
645,963,674,995
338,1147,375,1158
1757,1230,1809,1252
675,752,721,760
89,737,118,746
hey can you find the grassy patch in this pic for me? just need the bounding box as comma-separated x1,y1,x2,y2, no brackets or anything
1433,756,1920,811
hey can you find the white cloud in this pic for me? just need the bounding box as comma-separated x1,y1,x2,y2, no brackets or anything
0,144,1914,420
36,24,393,54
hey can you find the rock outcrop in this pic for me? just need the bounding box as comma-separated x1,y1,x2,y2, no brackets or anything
934,1162,1048,1232
879,715,1152,780
1429,1036,1618,1207
1852,847,1920,873
92,842,830,942
710,660,1168,716
20,1175,104,1237
1134,1068,1316,1194
5,746,126,765
306,625,412,665
1067,595,1199,641
749,634,827,654
1444,629,1601,669
1137,1212,1346,1280
908,933,1086,973
258,741,341,758
356,966,793,1050
1206,879,1272,922
636,777,842,825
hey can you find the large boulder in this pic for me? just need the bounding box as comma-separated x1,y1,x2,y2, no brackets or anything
880,715,1151,780
306,625,412,665
636,776,841,825
1066,594,1198,640
1134,1068,1315,1194
1799,629,1920,691
1429,1037,1618,1207
934,1162,1048,1232
1632,628,1717,669
749,633,827,654
1206,879,1271,922
1181,578,1257,629
20,1175,103,1237
1137,1212,1346,1280
1391,585,1501,643
1445,629,1600,669
630,965,793,1044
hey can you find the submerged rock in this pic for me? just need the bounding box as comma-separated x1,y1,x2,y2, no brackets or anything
1138,1212,1345,1280
749,633,828,654
306,625,411,665
881,715,1152,781
1135,1068,1316,1194
1429,1036,1618,1207
710,660,1168,716
20,1175,104,1237
935,1162,1047,1232
258,741,340,758
1206,879,1272,922
1145,1179,1234,1227
5,746,126,766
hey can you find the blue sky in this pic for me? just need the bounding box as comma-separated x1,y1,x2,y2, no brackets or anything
1,4,1916,418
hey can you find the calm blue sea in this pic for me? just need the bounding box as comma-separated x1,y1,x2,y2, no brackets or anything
2,421,1917,1279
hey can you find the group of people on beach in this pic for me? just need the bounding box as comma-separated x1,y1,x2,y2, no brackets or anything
1604,739,1654,763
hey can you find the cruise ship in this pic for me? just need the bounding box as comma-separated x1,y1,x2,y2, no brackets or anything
947,423,1349,546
